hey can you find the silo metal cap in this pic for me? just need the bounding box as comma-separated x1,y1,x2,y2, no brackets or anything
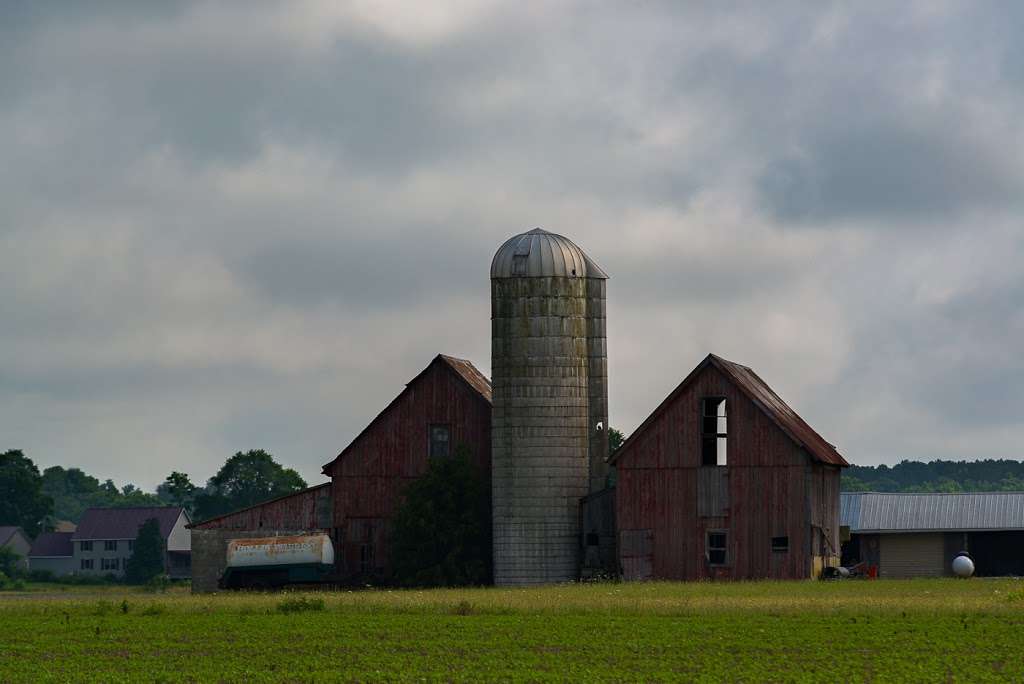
490,228,608,279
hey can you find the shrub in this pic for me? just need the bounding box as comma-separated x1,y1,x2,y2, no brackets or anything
144,574,170,593
28,569,55,582
124,518,165,585
389,445,492,587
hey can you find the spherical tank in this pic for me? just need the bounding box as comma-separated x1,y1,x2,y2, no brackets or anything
490,228,609,586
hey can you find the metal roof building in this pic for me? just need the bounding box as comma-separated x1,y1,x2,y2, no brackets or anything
841,492,1024,578
842,492,1024,533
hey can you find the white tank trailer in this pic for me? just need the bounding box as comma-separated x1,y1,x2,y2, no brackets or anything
220,534,335,589
491,228,609,585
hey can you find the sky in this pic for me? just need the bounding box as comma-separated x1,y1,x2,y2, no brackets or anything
3,1,1023,490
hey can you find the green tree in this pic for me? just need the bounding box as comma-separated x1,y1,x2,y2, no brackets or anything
41,466,159,523
124,518,165,584
0,450,53,537
156,471,197,512
0,546,24,577
193,450,306,521
389,446,491,587
608,427,625,457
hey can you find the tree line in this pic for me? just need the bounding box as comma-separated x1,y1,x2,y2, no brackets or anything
0,448,308,537
841,459,1024,493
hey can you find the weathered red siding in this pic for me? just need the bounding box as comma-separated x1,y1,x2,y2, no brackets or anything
191,483,330,531
615,363,842,580
324,356,492,580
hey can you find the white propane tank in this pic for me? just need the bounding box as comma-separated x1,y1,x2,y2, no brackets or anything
952,553,975,578
225,534,334,568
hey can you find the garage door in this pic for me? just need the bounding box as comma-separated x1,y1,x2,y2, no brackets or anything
879,533,945,578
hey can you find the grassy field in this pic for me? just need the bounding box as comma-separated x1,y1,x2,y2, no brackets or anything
2,579,1024,682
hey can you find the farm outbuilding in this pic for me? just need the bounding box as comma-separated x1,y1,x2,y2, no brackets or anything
841,492,1024,578
190,354,491,591
611,354,848,580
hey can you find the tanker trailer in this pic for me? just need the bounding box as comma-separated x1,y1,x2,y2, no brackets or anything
220,534,335,589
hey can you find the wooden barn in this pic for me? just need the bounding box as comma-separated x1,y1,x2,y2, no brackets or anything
611,353,848,581
190,353,491,591
321,353,492,582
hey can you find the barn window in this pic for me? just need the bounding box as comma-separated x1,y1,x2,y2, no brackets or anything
429,424,451,459
772,536,789,553
707,531,728,565
701,398,727,466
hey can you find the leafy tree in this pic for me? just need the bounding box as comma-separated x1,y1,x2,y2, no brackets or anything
40,466,159,523
0,450,53,537
842,459,1024,493
156,471,198,512
608,427,625,457
124,518,165,584
389,446,491,587
193,450,307,521
0,546,24,577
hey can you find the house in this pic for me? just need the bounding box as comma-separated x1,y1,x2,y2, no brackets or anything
65,507,191,579
27,532,75,576
610,354,849,580
0,527,32,572
190,354,492,592
841,491,1024,578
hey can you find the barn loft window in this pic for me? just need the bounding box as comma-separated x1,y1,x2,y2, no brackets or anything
701,397,727,466
707,531,728,566
772,536,789,553
429,424,451,459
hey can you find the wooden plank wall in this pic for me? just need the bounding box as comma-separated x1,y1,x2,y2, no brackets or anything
616,364,840,580
326,359,492,581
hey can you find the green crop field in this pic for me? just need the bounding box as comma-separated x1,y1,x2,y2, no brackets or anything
2,579,1024,682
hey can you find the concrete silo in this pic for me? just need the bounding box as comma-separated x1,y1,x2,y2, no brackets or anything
490,228,609,585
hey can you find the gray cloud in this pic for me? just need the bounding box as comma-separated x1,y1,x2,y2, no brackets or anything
2,1,1022,488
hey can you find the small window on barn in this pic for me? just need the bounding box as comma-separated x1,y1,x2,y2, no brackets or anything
707,531,728,566
772,536,789,553
429,424,451,459
701,398,727,466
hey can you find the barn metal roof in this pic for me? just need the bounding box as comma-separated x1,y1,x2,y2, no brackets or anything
490,228,608,279
841,492,1024,532
610,353,848,467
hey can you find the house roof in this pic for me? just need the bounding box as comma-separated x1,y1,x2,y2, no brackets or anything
322,354,492,473
0,526,26,548
841,492,1024,533
73,507,187,541
610,353,848,467
29,532,73,557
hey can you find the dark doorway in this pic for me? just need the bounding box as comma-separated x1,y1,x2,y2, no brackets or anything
968,531,1024,576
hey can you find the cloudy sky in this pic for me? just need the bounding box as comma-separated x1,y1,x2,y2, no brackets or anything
3,1,1022,490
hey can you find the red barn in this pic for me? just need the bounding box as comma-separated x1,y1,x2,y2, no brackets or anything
611,354,848,580
322,354,492,580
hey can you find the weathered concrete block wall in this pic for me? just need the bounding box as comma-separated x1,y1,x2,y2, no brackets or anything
191,529,310,593
492,273,607,585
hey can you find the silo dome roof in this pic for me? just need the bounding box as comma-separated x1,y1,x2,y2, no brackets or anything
490,228,608,279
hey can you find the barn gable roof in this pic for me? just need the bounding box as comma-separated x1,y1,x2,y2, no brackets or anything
842,492,1024,532
610,353,848,467
321,354,491,473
